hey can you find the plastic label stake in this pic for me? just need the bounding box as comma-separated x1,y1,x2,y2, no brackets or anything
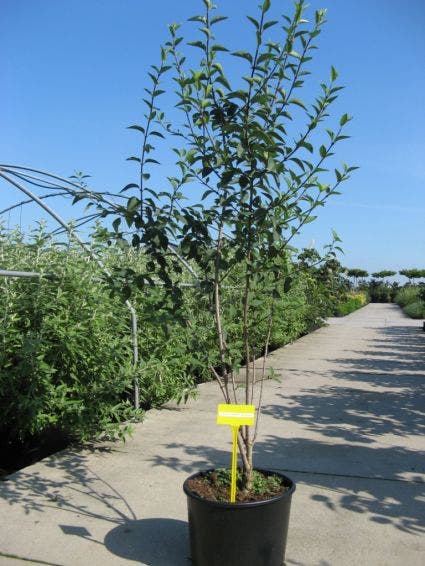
217,404,255,503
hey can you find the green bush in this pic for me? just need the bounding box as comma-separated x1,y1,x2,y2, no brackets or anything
0,229,140,445
393,285,425,319
403,301,425,319
335,292,368,316
395,286,420,308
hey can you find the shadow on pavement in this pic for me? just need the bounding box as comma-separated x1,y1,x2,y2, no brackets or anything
0,450,190,565
261,382,425,443
0,449,136,524
104,518,189,565
261,323,425,444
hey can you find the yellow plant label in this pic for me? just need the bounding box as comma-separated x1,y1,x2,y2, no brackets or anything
217,404,255,426
216,404,256,502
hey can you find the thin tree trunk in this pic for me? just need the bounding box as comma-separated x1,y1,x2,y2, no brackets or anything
213,223,230,403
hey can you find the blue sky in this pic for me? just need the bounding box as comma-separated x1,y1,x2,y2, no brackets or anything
1,0,424,275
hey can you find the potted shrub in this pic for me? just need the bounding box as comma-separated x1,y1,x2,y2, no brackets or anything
83,1,355,564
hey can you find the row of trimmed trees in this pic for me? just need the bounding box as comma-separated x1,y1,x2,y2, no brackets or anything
346,268,425,286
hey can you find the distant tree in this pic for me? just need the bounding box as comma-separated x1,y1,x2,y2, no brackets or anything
399,269,425,283
371,270,396,279
346,268,368,287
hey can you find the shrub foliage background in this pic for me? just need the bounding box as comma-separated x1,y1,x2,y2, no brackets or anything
1,224,346,448
394,286,425,319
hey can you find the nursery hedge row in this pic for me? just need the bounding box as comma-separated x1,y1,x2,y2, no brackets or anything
0,226,345,446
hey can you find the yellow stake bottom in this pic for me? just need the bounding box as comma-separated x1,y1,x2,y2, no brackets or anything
216,404,255,503
230,425,239,503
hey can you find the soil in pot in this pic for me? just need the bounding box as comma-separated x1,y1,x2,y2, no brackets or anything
187,468,290,503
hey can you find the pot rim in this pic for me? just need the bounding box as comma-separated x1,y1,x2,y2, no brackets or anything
183,467,296,509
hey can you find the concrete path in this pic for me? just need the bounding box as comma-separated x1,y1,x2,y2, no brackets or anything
0,304,424,566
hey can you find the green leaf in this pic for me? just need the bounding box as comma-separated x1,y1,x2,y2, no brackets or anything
200,26,212,39
330,66,338,81
299,141,313,153
72,194,84,204
127,125,145,134
188,15,205,23
211,44,229,52
262,0,271,13
228,90,248,101
283,277,292,293
202,166,213,178
257,52,274,64
239,174,249,188
211,15,228,25
246,16,259,29
187,40,206,50
120,183,139,193
232,51,253,64
289,98,307,110
267,156,277,172
340,113,351,126
201,189,214,199
319,145,327,158
289,157,305,170
127,196,140,212
215,75,231,89
331,229,342,242
263,20,278,30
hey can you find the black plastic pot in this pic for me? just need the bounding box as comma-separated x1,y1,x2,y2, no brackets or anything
183,469,296,566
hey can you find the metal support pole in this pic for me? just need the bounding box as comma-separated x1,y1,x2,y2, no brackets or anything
0,270,51,278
